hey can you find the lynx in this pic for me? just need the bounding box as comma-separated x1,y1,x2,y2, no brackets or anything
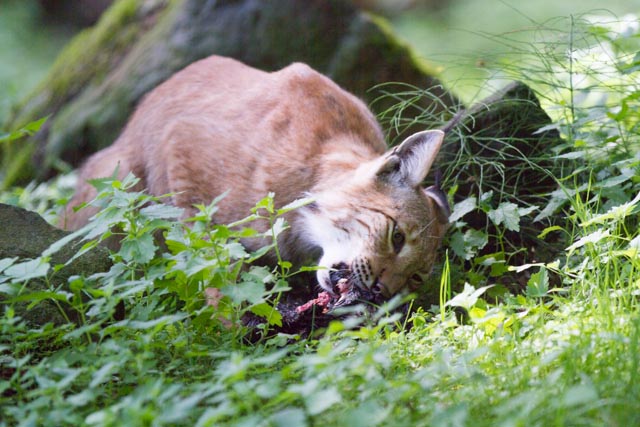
63,55,449,298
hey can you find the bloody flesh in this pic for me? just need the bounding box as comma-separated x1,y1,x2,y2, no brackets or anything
295,278,352,314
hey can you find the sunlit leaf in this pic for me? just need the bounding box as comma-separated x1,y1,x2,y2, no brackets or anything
566,229,610,252
449,196,476,223
3,257,50,281
526,268,549,298
277,196,315,215
446,283,493,310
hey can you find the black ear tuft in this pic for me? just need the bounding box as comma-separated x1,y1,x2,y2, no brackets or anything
424,185,450,224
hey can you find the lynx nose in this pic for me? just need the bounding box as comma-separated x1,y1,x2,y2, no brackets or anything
372,282,391,298
329,262,350,290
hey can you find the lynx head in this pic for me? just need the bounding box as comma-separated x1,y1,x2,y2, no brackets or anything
303,130,449,298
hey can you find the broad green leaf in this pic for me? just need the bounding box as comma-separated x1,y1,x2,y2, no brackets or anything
89,362,117,388
252,192,275,214
0,116,48,143
265,217,289,238
305,387,342,415
560,384,598,407
221,280,265,305
450,229,488,260
120,233,157,264
526,268,549,298
446,283,493,310
243,266,275,284
268,408,307,427
0,257,18,274
449,196,476,223
7,290,71,308
343,401,391,427
42,226,89,257
225,241,248,259
250,302,283,326
119,314,187,330
488,202,521,231
139,203,184,219
4,258,50,281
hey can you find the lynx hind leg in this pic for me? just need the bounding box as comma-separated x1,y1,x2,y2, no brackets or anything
61,145,142,230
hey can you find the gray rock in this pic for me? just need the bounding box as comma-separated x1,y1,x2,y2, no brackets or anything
0,203,112,326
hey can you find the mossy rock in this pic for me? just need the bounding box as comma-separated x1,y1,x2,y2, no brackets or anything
2,0,453,187
438,81,566,291
0,203,112,326
442,81,562,204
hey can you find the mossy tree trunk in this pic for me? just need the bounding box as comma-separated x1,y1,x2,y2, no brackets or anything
2,0,454,188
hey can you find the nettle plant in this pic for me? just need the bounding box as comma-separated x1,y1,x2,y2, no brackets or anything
1,172,310,344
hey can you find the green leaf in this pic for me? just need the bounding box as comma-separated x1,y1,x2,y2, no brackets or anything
7,290,71,307
120,233,157,264
580,191,640,227
487,202,521,231
265,217,289,238
252,192,276,214
560,384,598,407
0,257,18,274
139,203,184,219
538,225,564,239
268,408,307,427
566,229,610,253
277,196,315,215
3,258,50,281
221,280,265,305
450,229,488,260
118,314,187,330
449,196,476,223
446,283,493,310
89,362,117,388
0,116,48,143
225,241,248,259
243,266,275,284
42,226,89,258
305,387,342,415
343,401,391,427
250,302,283,326
526,267,549,298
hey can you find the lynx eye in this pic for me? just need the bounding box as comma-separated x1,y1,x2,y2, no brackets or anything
390,224,405,254
408,274,423,290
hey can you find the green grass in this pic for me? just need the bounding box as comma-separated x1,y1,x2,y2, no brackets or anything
2,12,640,427
391,0,640,103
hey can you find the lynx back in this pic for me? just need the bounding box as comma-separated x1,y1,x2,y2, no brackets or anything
63,55,449,298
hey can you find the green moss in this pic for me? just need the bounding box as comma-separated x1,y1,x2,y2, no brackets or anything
2,0,450,188
10,0,152,129
1,0,174,188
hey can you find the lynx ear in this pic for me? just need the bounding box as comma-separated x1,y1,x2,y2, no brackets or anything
377,130,445,187
425,185,450,224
